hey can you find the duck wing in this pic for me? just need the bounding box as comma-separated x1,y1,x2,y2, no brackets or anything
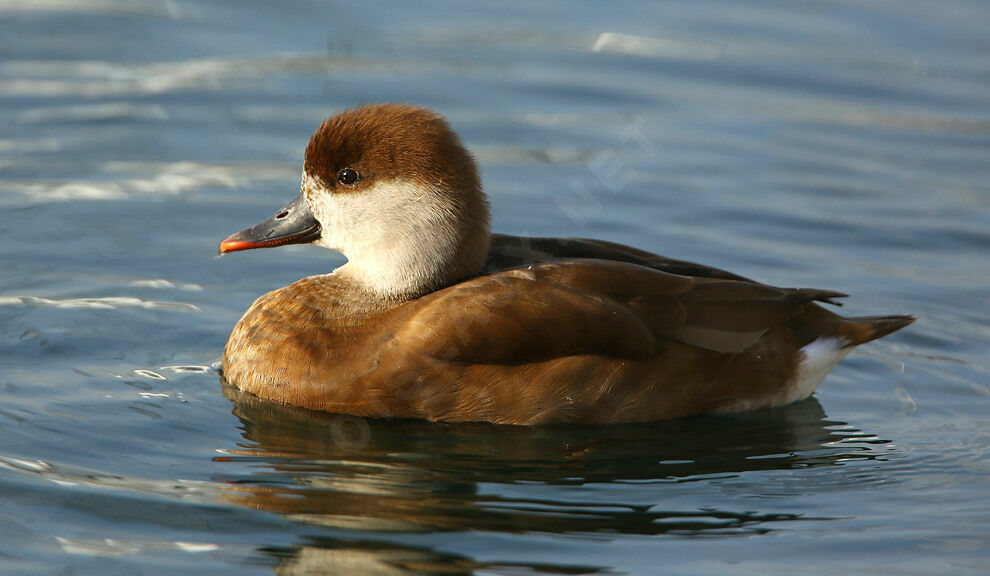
397,259,846,365
486,234,752,281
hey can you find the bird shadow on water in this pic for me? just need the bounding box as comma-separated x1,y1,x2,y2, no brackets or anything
216,380,895,575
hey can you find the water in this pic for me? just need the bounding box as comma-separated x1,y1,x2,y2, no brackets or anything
1,1,988,574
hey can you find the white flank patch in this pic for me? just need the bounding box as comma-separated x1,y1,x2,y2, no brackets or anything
782,337,853,405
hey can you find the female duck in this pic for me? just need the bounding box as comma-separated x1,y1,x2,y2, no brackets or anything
219,104,913,425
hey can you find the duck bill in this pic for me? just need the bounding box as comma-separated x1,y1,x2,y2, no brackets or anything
218,193,322,254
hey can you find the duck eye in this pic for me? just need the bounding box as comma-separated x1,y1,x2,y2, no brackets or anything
336,168,360,186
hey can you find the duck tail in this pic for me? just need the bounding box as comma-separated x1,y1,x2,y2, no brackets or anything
838,314,916,347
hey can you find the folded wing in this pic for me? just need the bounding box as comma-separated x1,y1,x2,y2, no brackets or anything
398,258,845,365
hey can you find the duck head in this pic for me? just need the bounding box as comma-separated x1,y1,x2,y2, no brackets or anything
220,104,491,302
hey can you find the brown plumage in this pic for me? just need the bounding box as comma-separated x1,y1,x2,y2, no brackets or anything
219,103,914,425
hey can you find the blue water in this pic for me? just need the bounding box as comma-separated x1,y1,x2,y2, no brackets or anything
1,1,989,574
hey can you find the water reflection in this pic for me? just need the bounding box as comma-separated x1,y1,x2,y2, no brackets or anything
218,381,893,573
260,540,590,576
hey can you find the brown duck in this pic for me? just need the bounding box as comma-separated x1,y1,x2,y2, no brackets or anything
219,103,914,425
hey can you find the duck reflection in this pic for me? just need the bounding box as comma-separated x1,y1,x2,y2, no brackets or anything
217,380,891,574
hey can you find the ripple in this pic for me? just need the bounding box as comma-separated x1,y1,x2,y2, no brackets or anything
472,145,597,166
0,456,215,500
159,364,217,374
0,296,199,311
128,279,203,291
17,102,169,124
57,536,218,558
593,32,723,61
0,138,62,154
0,161,296,203
0,0,186,18
0,53,386,99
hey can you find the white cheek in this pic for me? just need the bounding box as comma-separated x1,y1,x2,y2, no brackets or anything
317,189,377,253
300,172,343,250
308,178,447,252
296,167,481,298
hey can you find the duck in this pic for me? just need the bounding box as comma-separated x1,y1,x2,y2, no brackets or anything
219,103,914,425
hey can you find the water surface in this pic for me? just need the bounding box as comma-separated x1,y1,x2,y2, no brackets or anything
1,1,988,574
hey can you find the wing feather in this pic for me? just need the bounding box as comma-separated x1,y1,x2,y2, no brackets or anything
398,257,844,363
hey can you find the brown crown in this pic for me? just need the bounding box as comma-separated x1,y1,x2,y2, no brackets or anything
303,103,481,197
